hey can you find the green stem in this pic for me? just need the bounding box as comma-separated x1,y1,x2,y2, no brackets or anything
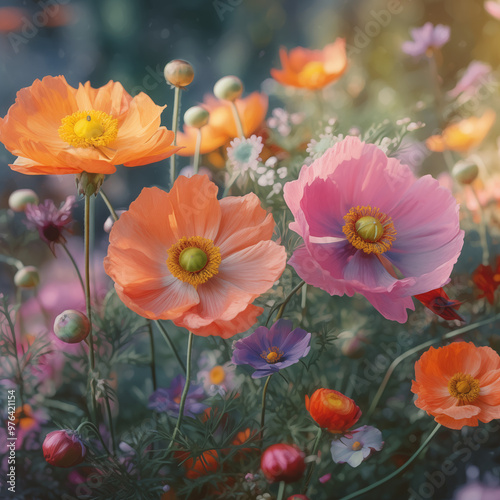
260,374,273,443
99,190,118,222
230,101,245,139
168,331,194,450
104,393,116,456
170,86,182,187
338,424,441,500
61,242,85,297
469,184,490,266
222,170,241,197
147,320,157,391
0,255,23,270
84,194,97,423
154,320,186,374
266,281,306,326
302,426,323,494
193,128,202,174
276,481,286,500
366,313,500,418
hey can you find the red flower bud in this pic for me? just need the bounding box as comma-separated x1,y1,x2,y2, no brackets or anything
287,495,310,500
42,430,86,468
260,443,306,483
305,388,361,433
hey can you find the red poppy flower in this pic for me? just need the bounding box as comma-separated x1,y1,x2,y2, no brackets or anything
414,287,464,322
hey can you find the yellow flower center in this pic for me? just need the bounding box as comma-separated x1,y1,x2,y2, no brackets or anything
351,441,362,451
448,373,480,404
209,365,226,385
298,61,327,87
260,346,284,364
343,206,396,254
324,393,343,409
58,110,118,148
167,236,221,287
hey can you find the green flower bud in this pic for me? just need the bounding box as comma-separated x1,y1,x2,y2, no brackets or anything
75,172,105,197
452,160,479,185
184,106,209,128
8,189,39,212
213,76,243,101
53,310,90,344
14,266,40,288
164,59,194,88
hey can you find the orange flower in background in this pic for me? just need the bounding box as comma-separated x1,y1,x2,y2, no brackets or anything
412,342,500,429
176,92,268,157
426,110,496,153
176,449,219,479
271,39,347,90
472,261,500,304
0,7,26,32
305,388,361,433
0,75,180,175
104,175,287,338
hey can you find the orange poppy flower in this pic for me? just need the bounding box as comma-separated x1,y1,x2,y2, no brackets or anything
305,388,361,433
176,449,219,479
412,342,500,429
0,7,26,32
176,92,268,157
426,110,496,153
270,39,347,90
104,174,286,338
0,75,180,175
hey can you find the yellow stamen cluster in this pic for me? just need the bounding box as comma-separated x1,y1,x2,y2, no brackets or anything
342,206,396,254
260,346,284,364
324,392,344,409
209,365,226,385
58,110,118,148
351,441,363,451
167,236,221,287
448,373,480,404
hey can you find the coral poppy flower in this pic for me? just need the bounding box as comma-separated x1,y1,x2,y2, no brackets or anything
426,110,496,153
0,75,180,175
284,136,464,323
104,175,286,338
472,261,500,304
0,7,26,32
412,342,500,429
271,39,347,90
305,388,361,433
176,93,268,157
414,287,464,322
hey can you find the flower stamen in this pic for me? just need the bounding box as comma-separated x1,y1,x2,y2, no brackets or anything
58,110,118,148
261,346,284,364
448,372,480,404
342,205,396,254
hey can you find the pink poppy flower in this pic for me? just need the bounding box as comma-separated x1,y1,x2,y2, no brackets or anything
283,136,464,322
485,1,500,20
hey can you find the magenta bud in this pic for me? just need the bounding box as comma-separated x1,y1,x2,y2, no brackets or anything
261,443,306,483
54,310,90,343
43,430,86,468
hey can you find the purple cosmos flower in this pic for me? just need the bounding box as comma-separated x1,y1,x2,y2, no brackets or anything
148,375,207,417
330,425,384,467
25,196,75,254
402,23,450,58
448,61,492,99
231,319,311,379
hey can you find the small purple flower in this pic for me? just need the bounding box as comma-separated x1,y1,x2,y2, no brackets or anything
148,375,207,417
402,22,450,58
330,425,384,467
448,61,492,99
231,319,311,379
25,196,75,254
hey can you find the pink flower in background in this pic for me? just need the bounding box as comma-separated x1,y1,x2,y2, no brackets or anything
402,23,450,58
485,1,500,19
448,61,492,99
284,137,464,323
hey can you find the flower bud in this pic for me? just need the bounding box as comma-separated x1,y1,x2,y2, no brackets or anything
54,310,90,343
164,59,194,88
8,189,39,212
287,496,310,500
305,388,361,433
213,76,243,101
75,172,105,197
260,444,306,483
103,210,126,233
339,331,366,359
43,430,86,468
14,266,40,288
184,106,209,128
452,160,479,185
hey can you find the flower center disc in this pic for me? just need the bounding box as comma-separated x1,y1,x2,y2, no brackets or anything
58,110,118,148
448,372,480,404
343,206,396,254
167,236,221,287
261,346,284,364
209,366,226,385
351,441,362,451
